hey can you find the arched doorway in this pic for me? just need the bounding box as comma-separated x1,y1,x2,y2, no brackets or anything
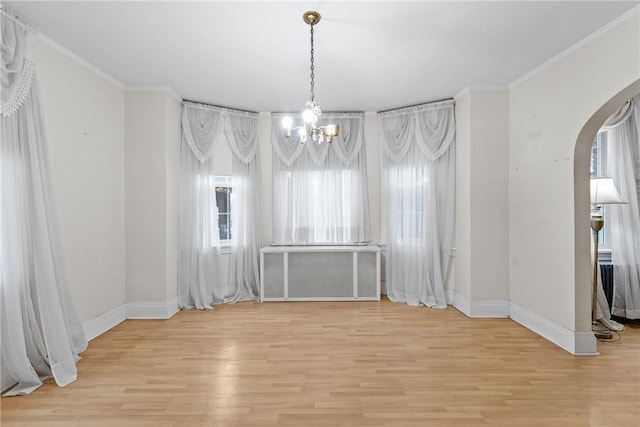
573,79,640,350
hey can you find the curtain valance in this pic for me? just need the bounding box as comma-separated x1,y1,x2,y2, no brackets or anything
379,100,455,163
181,102,258,164
1,9,36,118
271,112,364,167
603,99,634,129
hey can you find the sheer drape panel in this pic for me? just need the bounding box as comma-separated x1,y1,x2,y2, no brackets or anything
271,113,371,245
179,103,260,308
179,105,224,308
380,100,455,308
178,145,221,308
1,9,87,396
607,95,640,319
227,112,260,302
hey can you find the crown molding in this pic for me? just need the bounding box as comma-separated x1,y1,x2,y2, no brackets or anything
125,85,183,102
510,6,640,90
36,33,124,89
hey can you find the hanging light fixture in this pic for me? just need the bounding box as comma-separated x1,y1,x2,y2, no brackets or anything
282,11,339,144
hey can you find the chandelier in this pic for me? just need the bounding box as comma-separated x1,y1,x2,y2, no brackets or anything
282,11,339,144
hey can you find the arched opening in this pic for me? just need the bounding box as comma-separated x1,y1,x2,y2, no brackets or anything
574,79,640,347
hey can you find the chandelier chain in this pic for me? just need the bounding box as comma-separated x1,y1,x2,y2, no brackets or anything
310,24,315,102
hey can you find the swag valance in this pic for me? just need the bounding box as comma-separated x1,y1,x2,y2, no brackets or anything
271,112,364,167
379,100,455,163
1,8,35,118
182,102,258,165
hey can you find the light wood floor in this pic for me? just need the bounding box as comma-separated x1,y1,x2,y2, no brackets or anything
2,298,639,427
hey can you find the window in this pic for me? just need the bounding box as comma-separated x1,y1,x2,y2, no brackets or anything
214,176,233,242
274,168,361,244
591,129,610,248
591,130,608,178
387,165,428,243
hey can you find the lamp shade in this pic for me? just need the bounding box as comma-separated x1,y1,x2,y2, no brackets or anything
590,177,626,204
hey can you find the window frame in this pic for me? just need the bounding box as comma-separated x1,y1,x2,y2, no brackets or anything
591,129,612,259
214,175,233,245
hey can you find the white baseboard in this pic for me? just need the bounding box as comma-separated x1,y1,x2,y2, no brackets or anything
82,304,127,341
449,292,510,318
82,299,179,340
510,302,597,356
451,291,471,316
469,300,510,318
126,297,179,320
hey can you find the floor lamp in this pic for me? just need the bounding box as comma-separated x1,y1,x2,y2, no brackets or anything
590,177,625,339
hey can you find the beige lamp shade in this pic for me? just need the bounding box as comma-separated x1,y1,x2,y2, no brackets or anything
590,177,626,204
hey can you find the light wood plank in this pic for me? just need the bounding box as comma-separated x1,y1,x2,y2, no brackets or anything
2,298,639,426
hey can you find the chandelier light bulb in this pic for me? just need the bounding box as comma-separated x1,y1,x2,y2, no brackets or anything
281,116,293,129
298,127,307,142
302,108,317,124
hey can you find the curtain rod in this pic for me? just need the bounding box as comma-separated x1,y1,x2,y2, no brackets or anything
377,98,454,114
271,110,364,115
0,7,38,33
183,99,258,115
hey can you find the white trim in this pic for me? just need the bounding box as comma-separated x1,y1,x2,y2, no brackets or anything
510,6,640,89
36,33,124,89
471,300,510,318
574,332,599,356
259,252,265,302
376,251,381,297
125,85,182,102
451,291,472,317
449,291,510,318
82,304,127,341
126,298,179,320
454,86,471,101
510,303,598,356
454,86,508,101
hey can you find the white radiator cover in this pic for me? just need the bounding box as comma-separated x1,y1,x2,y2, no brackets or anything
260,245,380,301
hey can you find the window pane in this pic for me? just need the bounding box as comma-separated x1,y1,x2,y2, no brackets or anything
590,131,609,246
214,176,233,241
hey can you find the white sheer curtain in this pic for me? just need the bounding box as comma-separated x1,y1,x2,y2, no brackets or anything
271,112,371,244
607,95,640,319
226,111,261,302
178,103,260,309
1,9,87,396
380,100,456,308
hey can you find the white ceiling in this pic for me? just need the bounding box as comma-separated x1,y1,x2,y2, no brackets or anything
5,1,638,112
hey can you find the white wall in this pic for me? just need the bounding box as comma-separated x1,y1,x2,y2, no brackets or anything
453,88,510,316
454,93,472,301
124,89,181,317
32,38,126,323
257,113,273,245
164,92,182,302
509,10,640,350
364,112,382,243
